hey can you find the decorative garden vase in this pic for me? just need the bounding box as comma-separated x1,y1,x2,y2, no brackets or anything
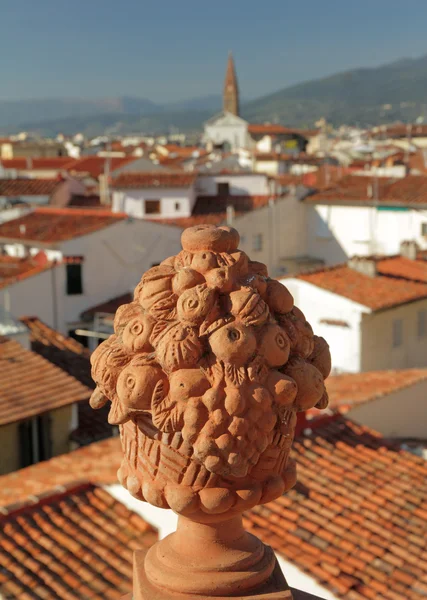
90,224,331,599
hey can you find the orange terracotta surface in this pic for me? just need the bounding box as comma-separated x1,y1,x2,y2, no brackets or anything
91,224,331,598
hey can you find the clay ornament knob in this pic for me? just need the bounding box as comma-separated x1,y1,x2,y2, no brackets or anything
181,224,240,253
90,222,331,518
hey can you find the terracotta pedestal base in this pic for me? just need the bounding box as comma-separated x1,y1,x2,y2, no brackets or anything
132,515,293,599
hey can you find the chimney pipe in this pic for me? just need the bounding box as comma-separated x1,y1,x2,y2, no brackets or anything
226,204,235,226
348,256,377,277
400,240,418,261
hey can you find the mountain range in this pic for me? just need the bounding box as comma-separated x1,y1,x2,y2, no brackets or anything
2,53,427,136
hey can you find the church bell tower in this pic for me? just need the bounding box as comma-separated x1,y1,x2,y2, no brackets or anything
223,52,240,117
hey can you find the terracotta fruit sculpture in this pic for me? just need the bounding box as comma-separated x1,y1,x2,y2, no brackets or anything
91,224,331,599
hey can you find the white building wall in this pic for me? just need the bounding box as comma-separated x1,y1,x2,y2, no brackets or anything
112,187,195,219
234,194,307,278
196,174,269,196
361,299,427,371
204,116,249,150
308,203,427,265
283,279,367,373
0,266,66,333
59,219,182,326
348,379,427,439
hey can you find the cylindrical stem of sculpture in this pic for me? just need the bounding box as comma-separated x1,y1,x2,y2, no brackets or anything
90,224,331,599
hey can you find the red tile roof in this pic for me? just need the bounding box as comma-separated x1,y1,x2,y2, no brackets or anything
0,178,61,196
0,437,121,506
371,124,427,139
294,264,427,310
0,253,59,290
160,144,207,158
1,158,74,170
112,171,197,189
0,482,156,599
326,369,427,412
244,415,427,600
65,156,137,179
248,124,304,136
376,256,427,283
1,416,427,600
306,174,427,206
81,292,132,320
0,336,92,426
20,316,92,387
20,316,114,445
0,207,126,243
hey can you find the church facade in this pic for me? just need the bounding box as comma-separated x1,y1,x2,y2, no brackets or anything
203,53,250,151
203,53,311,155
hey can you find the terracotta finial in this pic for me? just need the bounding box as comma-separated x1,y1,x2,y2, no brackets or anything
91,224,331,599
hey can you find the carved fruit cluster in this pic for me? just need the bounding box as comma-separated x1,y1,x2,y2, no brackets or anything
90,225,331,503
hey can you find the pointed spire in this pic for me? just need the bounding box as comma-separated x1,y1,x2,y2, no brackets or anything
223,52,240,116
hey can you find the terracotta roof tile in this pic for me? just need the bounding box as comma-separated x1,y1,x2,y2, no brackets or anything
376,256,427,283
0,415,426,599
1,158,74,171
0,207,126,243
0,483,156,599
0,437,120,506
65,157,137,179
0,336,91,426
244,415,427,599
248,124,305,136
0,178,61,196
19,316,113,445
112,171,197,189
306,174,427,206
0,253,60,290
326,370,427,412
294,264,427,310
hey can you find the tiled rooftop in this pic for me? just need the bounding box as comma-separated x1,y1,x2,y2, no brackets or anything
0,254,59,290
1,416,426,600
1,158,74,171
294,264,427,310
65,157,137,179
244,415,427,600
111,171,197,189
0,207,125,243
248,124,304,136
20,317,113,445
376,256,427,283
20,316,93,388
0,482,156,600
326,369,427,412
0,437,120,506
306,174,427,206
0,336,91,426
0,178,61,196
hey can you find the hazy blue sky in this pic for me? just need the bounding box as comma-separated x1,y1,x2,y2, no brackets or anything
2,0,427,102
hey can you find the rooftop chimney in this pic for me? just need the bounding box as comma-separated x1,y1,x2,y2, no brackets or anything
400,240,418,261
226,204,235,225
348,256,377,277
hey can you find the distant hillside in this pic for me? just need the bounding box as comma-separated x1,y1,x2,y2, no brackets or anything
3,54,427,135
242,54,427,127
